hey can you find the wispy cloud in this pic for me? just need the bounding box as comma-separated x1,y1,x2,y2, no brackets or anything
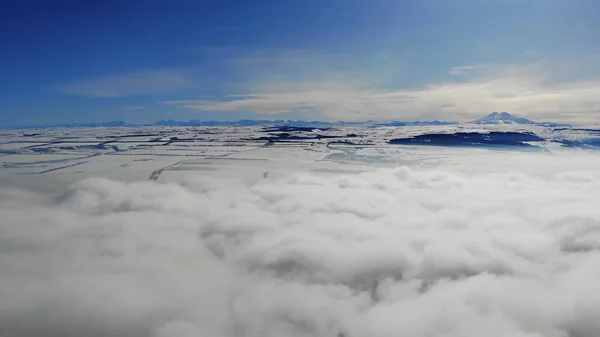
122,106,146,110
54,49,600,122
165,62,600,122
449,65,483,75
54,69,192,97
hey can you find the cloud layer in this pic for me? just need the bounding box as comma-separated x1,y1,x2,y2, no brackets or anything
53,49,600,123
2,161,600,336
155,55,600,122
166,70,600,122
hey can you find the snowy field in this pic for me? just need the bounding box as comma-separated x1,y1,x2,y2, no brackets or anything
2,125,600,337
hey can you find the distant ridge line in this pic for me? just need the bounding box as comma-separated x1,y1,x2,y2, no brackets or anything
3,119,459,130
3,113,570,129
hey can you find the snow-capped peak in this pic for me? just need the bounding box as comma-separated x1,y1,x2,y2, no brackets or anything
471,112,535,124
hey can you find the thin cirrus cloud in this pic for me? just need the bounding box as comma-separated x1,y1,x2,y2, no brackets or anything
52,53,600,123
448,65,484,75
123,105,146,110
2,151,600,336
163,63,600,122
53,69,193,98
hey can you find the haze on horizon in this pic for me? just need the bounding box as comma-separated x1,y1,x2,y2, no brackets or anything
2,0,600,127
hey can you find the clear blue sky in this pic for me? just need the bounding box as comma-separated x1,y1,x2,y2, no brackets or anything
2,0,600,126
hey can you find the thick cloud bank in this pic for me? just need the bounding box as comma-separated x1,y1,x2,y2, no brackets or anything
2,165,600,337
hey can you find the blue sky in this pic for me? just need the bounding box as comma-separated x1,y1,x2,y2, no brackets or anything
2,0,600,126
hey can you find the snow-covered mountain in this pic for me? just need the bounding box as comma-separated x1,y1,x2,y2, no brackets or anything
471,112,535,125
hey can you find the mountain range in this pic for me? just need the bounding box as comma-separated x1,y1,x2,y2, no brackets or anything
3,119,459,130
3,112,568,129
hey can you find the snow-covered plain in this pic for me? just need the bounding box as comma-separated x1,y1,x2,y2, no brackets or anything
2,125,600,337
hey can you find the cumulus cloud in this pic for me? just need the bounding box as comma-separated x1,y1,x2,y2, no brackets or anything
2,155,600,336
54,69,192,97
165,63,600,122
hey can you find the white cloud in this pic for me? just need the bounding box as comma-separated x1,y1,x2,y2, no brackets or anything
449,65,483,75
166,63,600,122
3,154,600,336
54,69,192,97
123,105,146,110
49,48,600,123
